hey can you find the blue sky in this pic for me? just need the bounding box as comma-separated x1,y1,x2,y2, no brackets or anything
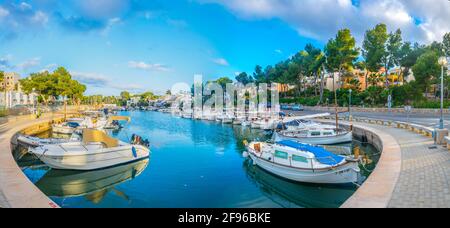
0,0,448,95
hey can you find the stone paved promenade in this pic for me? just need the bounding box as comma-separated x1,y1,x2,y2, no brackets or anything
0,114,62,208
382,127,450,208
350,123,450,208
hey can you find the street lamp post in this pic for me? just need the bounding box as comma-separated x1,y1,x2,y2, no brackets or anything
349,89,352,122
438,56,448,130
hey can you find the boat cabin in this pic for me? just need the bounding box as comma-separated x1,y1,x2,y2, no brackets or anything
250,140,345,169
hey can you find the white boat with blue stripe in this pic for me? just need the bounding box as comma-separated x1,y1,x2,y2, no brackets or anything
245,140,360,184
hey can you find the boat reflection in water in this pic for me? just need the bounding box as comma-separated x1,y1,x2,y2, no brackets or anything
35,159,149,203
243,160,356,208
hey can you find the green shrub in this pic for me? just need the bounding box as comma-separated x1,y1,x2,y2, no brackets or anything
412,100,450,109
0,108,7,117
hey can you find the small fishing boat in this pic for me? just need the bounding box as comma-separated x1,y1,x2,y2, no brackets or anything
245,140,360,184
274,128,353,145
28,129,150,171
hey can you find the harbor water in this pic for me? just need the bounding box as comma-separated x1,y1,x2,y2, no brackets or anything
15,111,380,208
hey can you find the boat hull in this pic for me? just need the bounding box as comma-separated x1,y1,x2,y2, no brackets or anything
249,153,359,184
30,145,150,171
274,131,353,145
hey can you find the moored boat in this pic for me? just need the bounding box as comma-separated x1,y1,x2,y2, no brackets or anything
17,133,82,147
245,140,360,184
274,128,352,145
251,118,280,131
28,129,150,171
52,121,81,134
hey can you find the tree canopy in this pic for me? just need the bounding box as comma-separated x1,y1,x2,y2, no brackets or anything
20,67,86,104
362,23,388,73
325,28,360,73
412,50,441,93
443,32,450,57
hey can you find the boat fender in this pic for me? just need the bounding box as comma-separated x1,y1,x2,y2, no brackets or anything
132,146,138,158
242,151,249,158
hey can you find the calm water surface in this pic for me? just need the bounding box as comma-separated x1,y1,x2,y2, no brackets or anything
15,111,380,208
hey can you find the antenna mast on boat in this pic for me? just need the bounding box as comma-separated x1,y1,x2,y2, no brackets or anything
334,75,339,130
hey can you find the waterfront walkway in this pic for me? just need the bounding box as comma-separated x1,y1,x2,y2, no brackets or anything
343,122,450,208
0,113,62,208
382,127,450,208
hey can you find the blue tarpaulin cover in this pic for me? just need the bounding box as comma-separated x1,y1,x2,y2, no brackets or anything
276,140,345,166
67,122,80,128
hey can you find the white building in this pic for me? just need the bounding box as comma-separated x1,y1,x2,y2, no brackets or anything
325,73,341,92
127,96,141,106
0,91,37,108
0,72,37,108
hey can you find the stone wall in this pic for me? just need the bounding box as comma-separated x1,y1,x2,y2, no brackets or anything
305,106,450,114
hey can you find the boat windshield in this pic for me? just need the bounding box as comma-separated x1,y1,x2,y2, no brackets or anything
82,129,119,148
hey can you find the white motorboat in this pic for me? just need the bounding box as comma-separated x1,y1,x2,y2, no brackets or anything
251,118,280,130
216,113,234,124
241,121,252,127
284,119,335,131
103,116,130,130
274,128,353,145
182,112,193,119
28,129,150,171
17,133,81,147
232,116,246,125
274,113,351,145
201,112,217,121
245,140,360,184
52,121,81,134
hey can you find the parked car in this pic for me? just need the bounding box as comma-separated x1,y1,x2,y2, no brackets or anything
292,105,304,111
281,104,292,110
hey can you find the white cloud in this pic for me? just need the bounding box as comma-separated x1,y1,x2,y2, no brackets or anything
74,0,131,20
18,2,32,11
0,55,12,70
201,0,450,43
0,7,9,18
40,63,58,72
16,57,41,70
71,71,144,93
111,83,144,92
71,72,110,87
213,58,229,66
274,49,282,54
128,61,171,72
31,11,49,25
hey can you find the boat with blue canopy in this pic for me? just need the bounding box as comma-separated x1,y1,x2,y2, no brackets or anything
244,140,360,184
